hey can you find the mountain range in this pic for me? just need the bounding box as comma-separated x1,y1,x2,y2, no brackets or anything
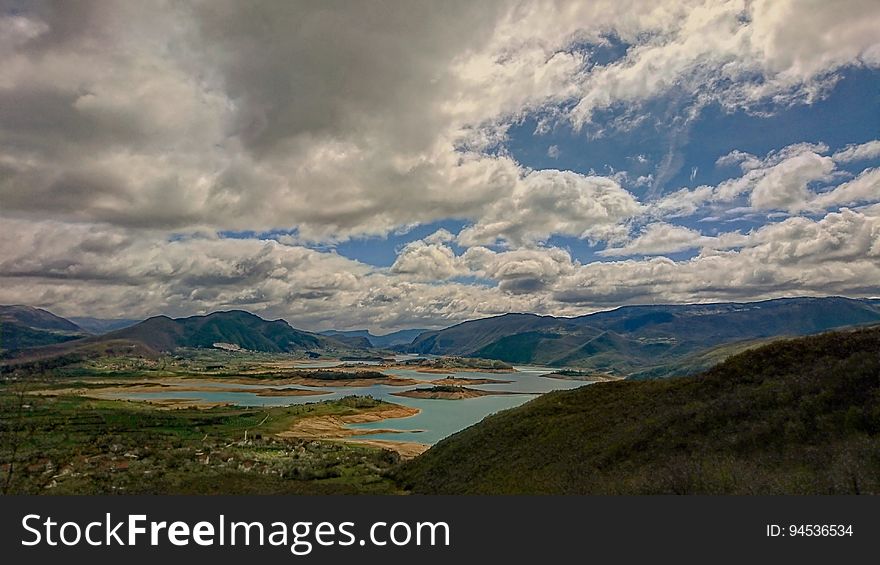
407,296,880,375
4,296,880,376
1,308,357,361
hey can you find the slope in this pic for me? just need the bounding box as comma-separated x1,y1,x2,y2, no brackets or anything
396,326,880,494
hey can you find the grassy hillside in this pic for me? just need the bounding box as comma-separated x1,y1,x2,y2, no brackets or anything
396,326,880,494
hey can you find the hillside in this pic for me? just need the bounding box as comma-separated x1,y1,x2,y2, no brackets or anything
104,310,345,353
0,305,87,352
407,297,880,373
396,326,880,494
410,313,566,355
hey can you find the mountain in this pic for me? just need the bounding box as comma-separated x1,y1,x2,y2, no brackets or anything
0,305,87,352
408,297,880,373
104,310,349,353
320,328,430,348
396,325,880,494
410,313,563,354
0,305,82,332
69,317,140,334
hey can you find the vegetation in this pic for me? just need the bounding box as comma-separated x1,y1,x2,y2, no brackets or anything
404,356,514,371
1,305,88,353
296,370,387,381
396,326,880,494
0,392,402,495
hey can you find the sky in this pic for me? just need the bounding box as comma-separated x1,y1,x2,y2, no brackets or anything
1,0,879,332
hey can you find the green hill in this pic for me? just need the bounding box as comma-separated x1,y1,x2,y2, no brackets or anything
104,310,343,353
396,326,880,494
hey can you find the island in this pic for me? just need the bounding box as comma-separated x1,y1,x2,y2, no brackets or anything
398,356,516,373
541,369,623,382
392,385,521,400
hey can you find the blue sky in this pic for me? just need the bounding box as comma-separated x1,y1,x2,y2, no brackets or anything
320,67,880,268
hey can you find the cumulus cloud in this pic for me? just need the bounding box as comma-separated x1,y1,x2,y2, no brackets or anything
553,207,880,305
463,246,577,294
598,223,744,257
457,170,642,246
652,141,880,218
390,240,463,281
809,167,880,210
568,0,880,127
832,140,880,163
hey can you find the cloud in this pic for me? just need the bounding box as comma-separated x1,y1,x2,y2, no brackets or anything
653,141,880,218
463,246,576,293
2,206,879,329
457,170,642,246
568,0,880,128
599,222,751,257
832,140,880,163
748,150,836,211
809,167,880,210
553,207,880,305
390,240,463,281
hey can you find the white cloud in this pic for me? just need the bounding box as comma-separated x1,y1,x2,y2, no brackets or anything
749,151,836,211
390,240,463,281
457,169,642,246
832,140,880,163
653,142,879,218
568,0,880,128
810,167,880,210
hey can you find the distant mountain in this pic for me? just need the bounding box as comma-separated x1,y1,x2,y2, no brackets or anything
1,305,82,332
0,305,87,352
69,317,140,334
408,297,880,373
105,310,350,353
396,325,880,494
321,328,430,348
325,333,374,349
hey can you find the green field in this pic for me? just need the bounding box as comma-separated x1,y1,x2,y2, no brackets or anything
0,391,402,495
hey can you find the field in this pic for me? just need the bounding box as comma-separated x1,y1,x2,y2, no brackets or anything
0,388,406,495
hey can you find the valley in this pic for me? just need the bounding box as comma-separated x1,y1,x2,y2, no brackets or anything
2,297,879,495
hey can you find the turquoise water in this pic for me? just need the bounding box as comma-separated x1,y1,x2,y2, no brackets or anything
109,364,590,444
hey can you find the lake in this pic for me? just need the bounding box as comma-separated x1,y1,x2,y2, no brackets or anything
111,362,591,444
